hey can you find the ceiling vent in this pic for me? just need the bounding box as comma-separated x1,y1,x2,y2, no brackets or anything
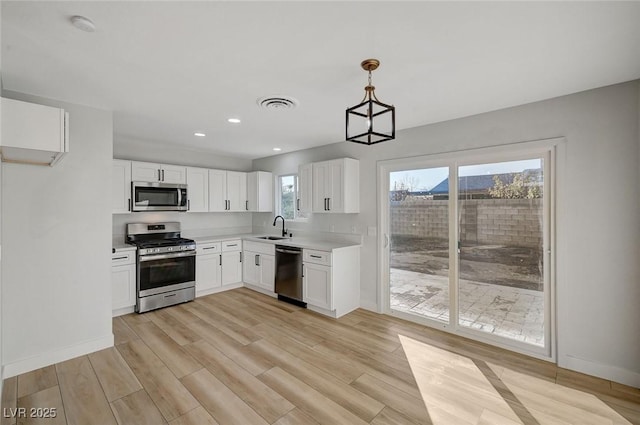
257,96,299,110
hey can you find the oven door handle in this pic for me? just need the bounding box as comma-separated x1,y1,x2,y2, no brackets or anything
139,251,196,262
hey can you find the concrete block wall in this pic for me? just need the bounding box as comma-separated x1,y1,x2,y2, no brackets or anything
390,198,542,247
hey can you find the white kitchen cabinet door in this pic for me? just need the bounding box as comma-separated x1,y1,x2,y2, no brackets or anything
208,169,227,211
312,161,329,213
112,159,132,214
247,171,273,212
298,163,312,213
161,164,187,184
1,97,69,166
243,251,260,285
303,262,332,310
196,253,222,293
311,158,359,213
259,254,275,292
221,251,243,285
186,167,209,212
112,264,136,311
131,161,161,182
227,171,247,211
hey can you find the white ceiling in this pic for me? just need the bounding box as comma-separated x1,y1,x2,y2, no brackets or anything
2,2,640,160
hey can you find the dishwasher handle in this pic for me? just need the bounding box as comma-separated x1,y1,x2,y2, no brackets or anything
275,247,301,255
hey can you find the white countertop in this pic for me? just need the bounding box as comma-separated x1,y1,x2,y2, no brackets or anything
113,233,362,253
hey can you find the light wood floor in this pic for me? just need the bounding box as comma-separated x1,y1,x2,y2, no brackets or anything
2,287,639,425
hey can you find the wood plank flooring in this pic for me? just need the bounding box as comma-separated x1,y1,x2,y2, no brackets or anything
2,287,639,425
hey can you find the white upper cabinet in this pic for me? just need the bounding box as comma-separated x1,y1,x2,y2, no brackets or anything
247,171,273,212
131,161,186,184
113,159,132,214
298,163,313,214
227,171,247,212
1,97,69,166
208,170,247,212
311,158,359,213
186,166,209,212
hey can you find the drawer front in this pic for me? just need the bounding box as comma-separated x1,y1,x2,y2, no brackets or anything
243,241,275,256
303,249,332,266
197,242,221,255
222,239,242,252
112,250,135,266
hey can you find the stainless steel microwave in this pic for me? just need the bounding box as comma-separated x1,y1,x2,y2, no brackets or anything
132,181,188,212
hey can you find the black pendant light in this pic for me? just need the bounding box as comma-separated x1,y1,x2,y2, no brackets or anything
346,58,395,145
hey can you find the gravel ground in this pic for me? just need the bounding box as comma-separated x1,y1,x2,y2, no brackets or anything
390,235,543,291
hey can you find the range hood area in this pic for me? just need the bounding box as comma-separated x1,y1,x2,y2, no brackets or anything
1,97,69,166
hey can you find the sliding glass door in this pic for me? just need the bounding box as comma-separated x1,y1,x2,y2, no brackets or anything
389,167,450,323
383,145,553,357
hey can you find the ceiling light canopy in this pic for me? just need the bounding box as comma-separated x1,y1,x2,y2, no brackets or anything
346,58,395,145
194,132,206,137
70,15,95,32
227,118,241,124
273,147,282,151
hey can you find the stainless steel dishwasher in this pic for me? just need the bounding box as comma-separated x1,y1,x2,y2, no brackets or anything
275,245,306,306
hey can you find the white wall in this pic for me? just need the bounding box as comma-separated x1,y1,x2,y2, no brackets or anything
253,81,640,387
114,135,252,171
1,91,114,377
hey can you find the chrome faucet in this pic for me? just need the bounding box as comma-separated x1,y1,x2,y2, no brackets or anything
273,215,287,237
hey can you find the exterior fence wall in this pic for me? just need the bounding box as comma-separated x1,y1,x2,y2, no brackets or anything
390,198,542,247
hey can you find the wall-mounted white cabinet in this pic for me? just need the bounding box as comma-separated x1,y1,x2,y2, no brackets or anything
242,241,275,293
186,167,209,212
312,158,359,213
196,242,222,295
112,249,136,315
131,161,186,184
1,97,69,166
302,246,360,318
209,170,247,212
297,163,313,214
112,159,132,214
247,171,273,212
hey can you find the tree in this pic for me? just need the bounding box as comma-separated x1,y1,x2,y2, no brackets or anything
489,173,542,199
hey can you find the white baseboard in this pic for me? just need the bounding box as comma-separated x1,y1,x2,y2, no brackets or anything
112,306,135,317
560,354,640,388
2,334,114,379
242,284,277,298
196,282,243,298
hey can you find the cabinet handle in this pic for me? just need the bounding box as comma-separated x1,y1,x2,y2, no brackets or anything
158,169,161,181
239,252,243,263
302,264,305,278
219,254,222,266
162,169,165,181
226,244,238,247
246,200,249,211
327,198,330,211
310,254,322,259
202,246,216,250
128,198,131,212
324,198,329,211
187,200,190,211
297,198,300,211
255,254,260,266
112,256,128,261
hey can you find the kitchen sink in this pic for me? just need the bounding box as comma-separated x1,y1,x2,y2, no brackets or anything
256,236,288,240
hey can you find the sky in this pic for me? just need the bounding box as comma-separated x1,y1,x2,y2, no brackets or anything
390,159,542,191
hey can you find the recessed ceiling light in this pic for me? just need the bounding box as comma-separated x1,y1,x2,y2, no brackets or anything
194,132,206,137
227,118,241,124
70,15,96,32
273,148,282,151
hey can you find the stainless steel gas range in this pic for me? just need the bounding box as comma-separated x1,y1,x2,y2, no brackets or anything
126,222,196,313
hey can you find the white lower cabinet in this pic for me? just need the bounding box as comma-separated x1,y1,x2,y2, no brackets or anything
303,262,332,310
243,241,275,293
221,240,243,286
112,249,136,315
302,246,360,318
196,242,222,295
